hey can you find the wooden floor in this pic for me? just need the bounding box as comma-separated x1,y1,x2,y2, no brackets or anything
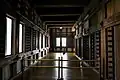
14,53,100,80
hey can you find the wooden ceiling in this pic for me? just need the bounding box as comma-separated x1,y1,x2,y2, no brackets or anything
30,0,91,27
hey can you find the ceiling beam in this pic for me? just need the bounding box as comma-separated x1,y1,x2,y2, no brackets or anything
48,26,72,28
40,14,80,16
45,21,76,23
35,5,86,8
46,23,74,26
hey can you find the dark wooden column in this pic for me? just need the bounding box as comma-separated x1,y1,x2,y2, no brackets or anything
0,1,6,57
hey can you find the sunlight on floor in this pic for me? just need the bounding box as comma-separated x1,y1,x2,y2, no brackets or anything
54,52,68,79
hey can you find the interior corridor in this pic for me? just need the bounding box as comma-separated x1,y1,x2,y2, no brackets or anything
1,0,120,80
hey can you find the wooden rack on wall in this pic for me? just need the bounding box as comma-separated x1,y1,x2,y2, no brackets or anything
105,27,115,80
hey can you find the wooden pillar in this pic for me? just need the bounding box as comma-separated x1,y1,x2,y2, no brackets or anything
0,1,6,57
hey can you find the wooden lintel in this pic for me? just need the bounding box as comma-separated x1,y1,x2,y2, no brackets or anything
35,5,85,8
40,14,80,16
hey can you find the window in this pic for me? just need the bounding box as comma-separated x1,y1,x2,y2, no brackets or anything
56,38,60,47
62,38,66,47
19,23,23,53
47,37,48,47
41,34,43,48
36,31,39,50
5,17,12,56
43,35,45,48
39,33,41,49
56,37,66,47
